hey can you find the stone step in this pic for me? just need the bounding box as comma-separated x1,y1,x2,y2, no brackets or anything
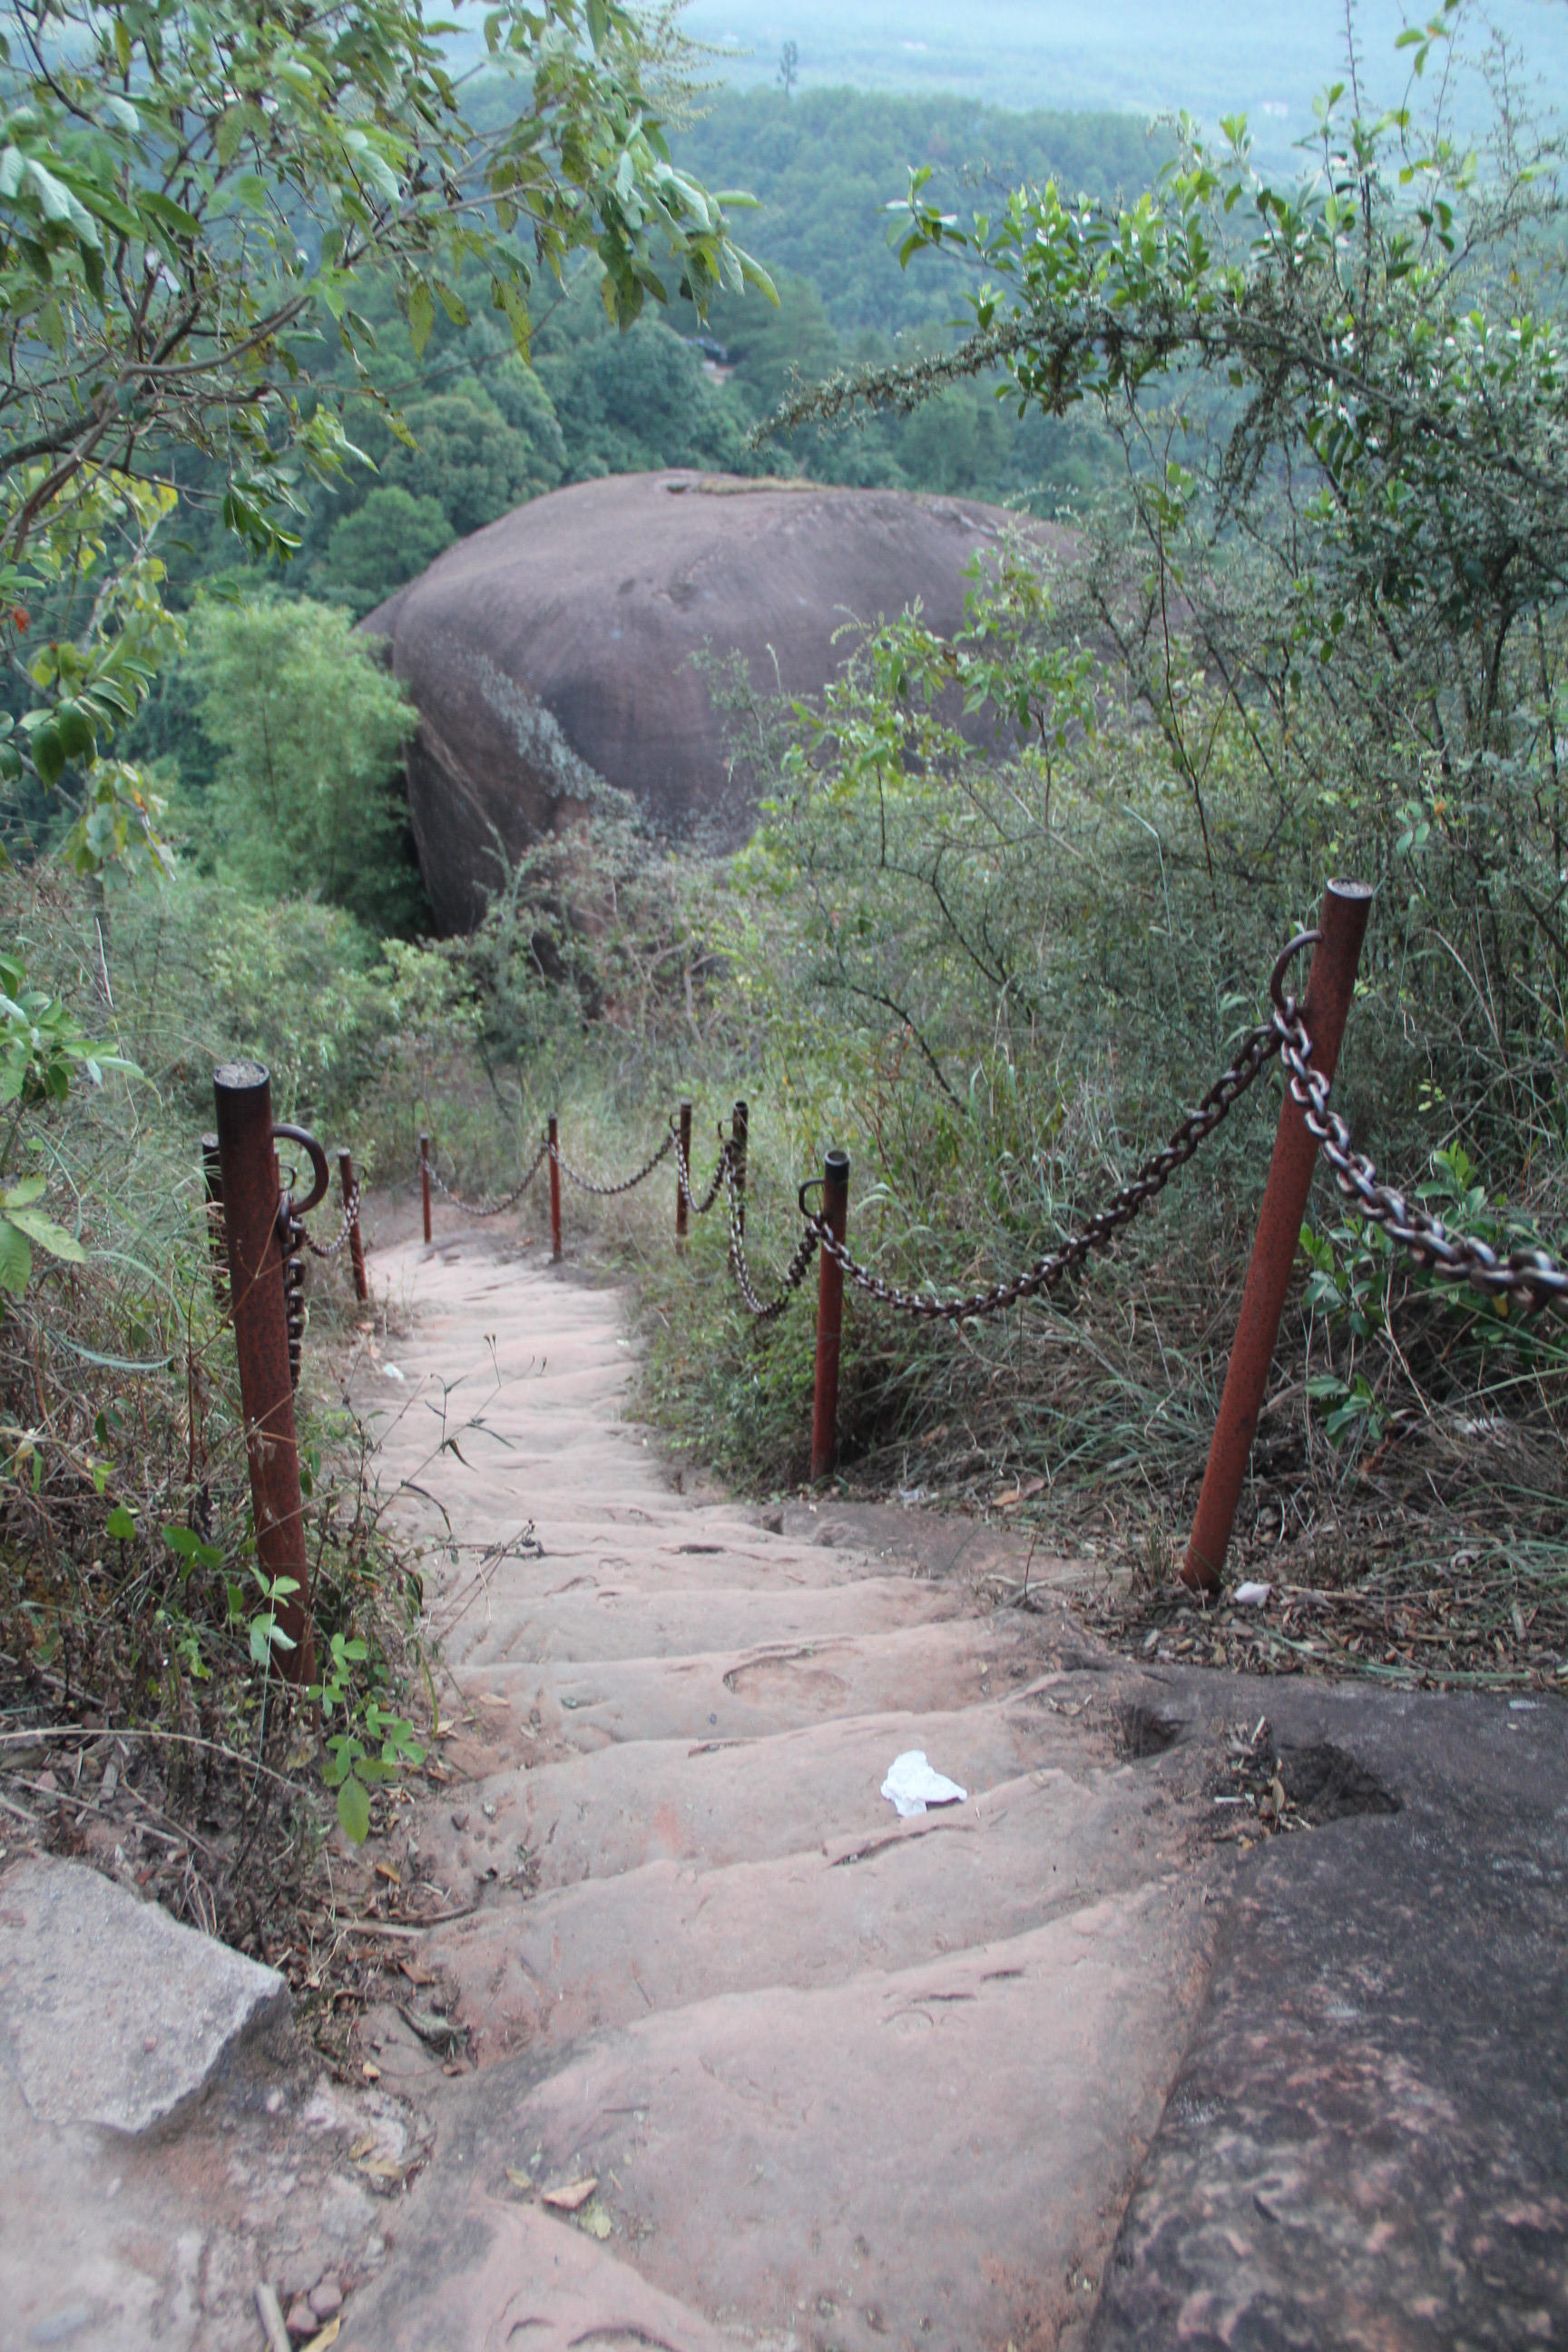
450,1570,960,1669
464,1616,1052,1756
422,1884,1213,2352
418,1688,1108,1899
428,1762,1181,2063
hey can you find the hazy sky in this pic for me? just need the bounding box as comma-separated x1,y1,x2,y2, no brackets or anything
680,1,1567,160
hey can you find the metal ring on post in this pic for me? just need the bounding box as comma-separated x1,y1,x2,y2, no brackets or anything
271,1123,329,1215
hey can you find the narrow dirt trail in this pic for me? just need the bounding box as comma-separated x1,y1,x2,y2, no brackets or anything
343,1228,1218,2352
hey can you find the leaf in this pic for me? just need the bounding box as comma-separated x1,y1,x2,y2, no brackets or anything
33,722,64,788
3,1177,46,1208
106,1501,136,1540
302,2321,341,2352
407,279,435,358
336,1773,371,1843
0,1219,34,1294
8,1209,86,1263
541,2177,599,2212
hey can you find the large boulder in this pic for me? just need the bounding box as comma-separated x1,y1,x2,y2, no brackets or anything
362,471,1066,931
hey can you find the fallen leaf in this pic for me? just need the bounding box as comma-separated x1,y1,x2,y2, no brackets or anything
580,2202,612,2239
303,2322,341,2352
348,2134,377,2161
360,2062,381,2082
476,1694,509,1709
358,2157,407,2180
399,1961,436,1985
1019,1475,1047,1499
505,2168,534,2191
541,2177,599,2212
373,1861,401,1886
993,1487,1021,1508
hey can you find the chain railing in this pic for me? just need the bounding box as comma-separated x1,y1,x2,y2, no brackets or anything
551,1127,674,1198
796,1018,1284,1323
426,1134,550,1220
1273,988,1568,1319
673,1117,731,1219
205,878,1568,1680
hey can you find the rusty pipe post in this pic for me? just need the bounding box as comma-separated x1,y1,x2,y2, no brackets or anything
201,1132,227,1304
1181,879,1374,1594
548,1113,563,1262
338,1147,368,1303
419,1132,432,1244
676,1099,692,1247
212,1062,315,1688
731,1099,749,1239
810,1149,850,1485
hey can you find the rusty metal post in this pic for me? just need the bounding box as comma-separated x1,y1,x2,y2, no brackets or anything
212,1062,316,1688
676,1098,692,1247
338,1147,368,1303
548,1113,563,1262
1182,879,1374,1594
731,1099,749,1238
419,1132,432,1243
810,1149,850,1485
201,1132,227,1303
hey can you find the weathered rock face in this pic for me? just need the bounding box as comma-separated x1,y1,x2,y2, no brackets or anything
362,471,1066,931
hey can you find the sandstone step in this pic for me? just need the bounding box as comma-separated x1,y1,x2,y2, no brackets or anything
340,2150,734,2352
450,1570,961,1670
419,1687,1111,1897
423,1883,1213,2352
464,1616,1054,1755
428,1762,1185,2063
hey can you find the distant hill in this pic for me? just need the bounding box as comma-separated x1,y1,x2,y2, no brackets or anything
678,1,1568,172
672,87,1167,339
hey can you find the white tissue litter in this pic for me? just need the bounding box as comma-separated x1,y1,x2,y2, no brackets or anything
1233,1581,1272,1606
381,1363,406,1382
881,1750,968,1818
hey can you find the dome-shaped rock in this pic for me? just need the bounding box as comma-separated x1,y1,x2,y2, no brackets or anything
362,471,1065,931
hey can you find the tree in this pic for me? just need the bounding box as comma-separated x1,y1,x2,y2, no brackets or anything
324,487,455,619
0,0,773,880
779,41,799,100
756,0,1568,1171
191,597,424,935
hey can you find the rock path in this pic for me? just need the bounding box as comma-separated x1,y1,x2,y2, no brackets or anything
342,1228,1217,2350
8,1221,1563,2349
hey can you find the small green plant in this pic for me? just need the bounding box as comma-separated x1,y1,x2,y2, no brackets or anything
312,1628,426,1844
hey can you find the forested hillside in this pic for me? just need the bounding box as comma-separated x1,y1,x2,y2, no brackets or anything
668,87,1164,335
113,82,1140,864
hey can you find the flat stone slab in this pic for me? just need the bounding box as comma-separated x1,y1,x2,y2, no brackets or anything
1089,1674,1568,2349
0,1853,288,2133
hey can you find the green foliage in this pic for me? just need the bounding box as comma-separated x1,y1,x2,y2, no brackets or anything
313,1627,426,1846
0,1173,84,1295
0,0,770,878
324,490,456,621
190,598,425,936
0,948,132,1109
673,86,1167,337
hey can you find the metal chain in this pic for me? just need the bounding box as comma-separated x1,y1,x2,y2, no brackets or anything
722,1151,820,1319
799,1018,1285,1322
279,1195,306,1389
303,1180,361,1260
550,1128,674,1198
674,1119,731,1217
1272,987,1568,1319
426,1134,549,1220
